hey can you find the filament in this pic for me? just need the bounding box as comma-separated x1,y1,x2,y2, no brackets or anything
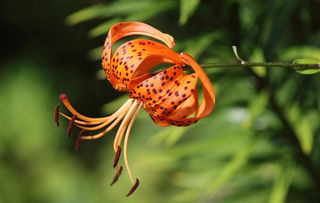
59,98,136,140
113,100,140,151
80,103,132,140
60,94,132,122
70,100,133,131
124,102,142,184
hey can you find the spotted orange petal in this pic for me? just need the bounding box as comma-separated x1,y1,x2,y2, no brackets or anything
129,65,185,108
102,22,178,91
153,53,215,126
167,89,199,120
109,39,184,91
129,64,200,126
180,52,215,119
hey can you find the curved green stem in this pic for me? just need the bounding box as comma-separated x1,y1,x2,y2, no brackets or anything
201,46,320,70
201,62,320,69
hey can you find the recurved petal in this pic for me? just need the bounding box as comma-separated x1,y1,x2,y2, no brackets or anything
147,73,198,123
180,52,215,119
149,115,171,127
102,22,176,86
108,22,175,48
154,73,198,115
110,39,184,91
165,90,200,126
167,89,199,121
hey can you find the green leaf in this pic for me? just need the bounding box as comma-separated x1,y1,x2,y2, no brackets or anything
268,162,294,203
96,69,106,80
66,4,105,25
295,117,314,155
101,95,128,114
183,32,221,58
126,0,176,21
287,105,314,155
243,91,269,129
179,0,200,25
150,127,187,147
88,46,102,60
281,46,320,60
88,1,176,38
250,48,266,77
66,0,158,25
206,137,254,195
293,58,320,75
88,18,122,38
280,47,320,75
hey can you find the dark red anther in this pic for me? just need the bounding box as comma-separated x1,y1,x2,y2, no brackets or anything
67,115,77,137
59,93,68,101
110,166,123,186
54,104,60,127
126,178,140,197
75,130,85,151
113,146,121,168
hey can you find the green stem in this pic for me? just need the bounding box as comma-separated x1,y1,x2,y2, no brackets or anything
201,62,320,69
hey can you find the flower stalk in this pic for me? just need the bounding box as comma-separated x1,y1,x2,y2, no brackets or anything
201,46,320,71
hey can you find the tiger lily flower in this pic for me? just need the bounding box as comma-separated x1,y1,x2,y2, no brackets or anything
55,22,215,196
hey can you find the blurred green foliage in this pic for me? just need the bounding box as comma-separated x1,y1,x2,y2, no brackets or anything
0,0,319,203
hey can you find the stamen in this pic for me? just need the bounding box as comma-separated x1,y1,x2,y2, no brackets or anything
126,178,140,197
124,102,142,184
64,99,134,131
80,107,130,140
59,113,102,126
113,146,121,168
75,130,85,151
73,116,118,131
67,115,77,137
110,166,123,186
60,93,133,122
113,101,139,151
54,104,60,127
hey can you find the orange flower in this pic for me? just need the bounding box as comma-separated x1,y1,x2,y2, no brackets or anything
55,22,215,196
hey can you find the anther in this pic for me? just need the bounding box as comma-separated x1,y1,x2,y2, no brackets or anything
59,93,68,101
126,178,140,197
113,146,121,168
75,130,85,151
110,166,123,186
54,104,60,127
67,115,77,137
